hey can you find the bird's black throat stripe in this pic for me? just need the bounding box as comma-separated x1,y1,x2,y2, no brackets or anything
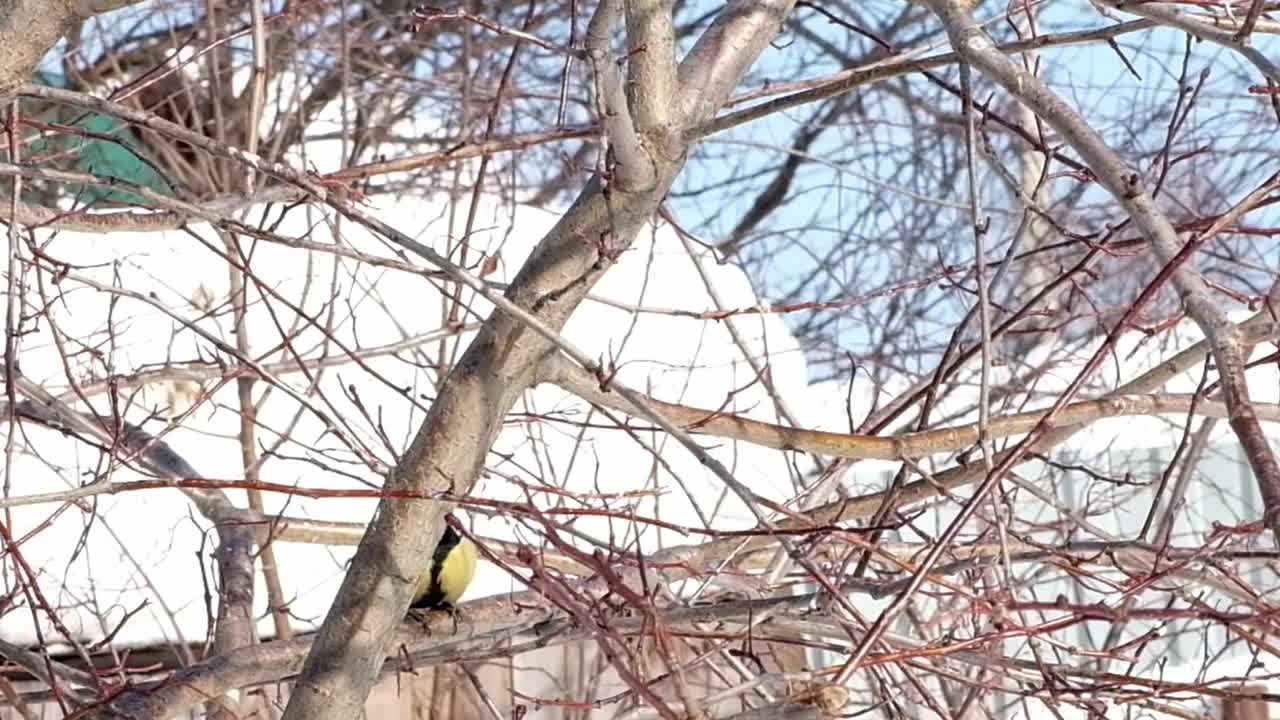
410,525,461,609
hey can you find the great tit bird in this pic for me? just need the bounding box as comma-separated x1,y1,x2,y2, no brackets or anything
409,522,477,610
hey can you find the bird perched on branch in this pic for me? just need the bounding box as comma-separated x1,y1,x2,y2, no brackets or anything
410,521,477,611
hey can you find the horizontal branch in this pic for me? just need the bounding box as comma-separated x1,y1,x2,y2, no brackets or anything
540,351,1280,461
95,534,1268,719
700,12,1280,139
1093,0,1280,83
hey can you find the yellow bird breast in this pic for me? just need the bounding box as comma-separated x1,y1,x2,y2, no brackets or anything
437,534,477,606
410,524,478,610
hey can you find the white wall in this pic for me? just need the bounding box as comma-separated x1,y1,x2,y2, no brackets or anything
1,193,817,656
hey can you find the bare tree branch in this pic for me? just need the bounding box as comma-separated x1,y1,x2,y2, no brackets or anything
624,0,678,133
1093,0,1280,84
586,0,653,189
544,352,1280,459
924,0,1280,535
280,2,800,717
0,0,145,103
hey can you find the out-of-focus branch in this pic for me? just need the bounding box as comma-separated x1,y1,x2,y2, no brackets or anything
651,305,1280,598
1092,0,1280,84
103,592,558,720
325,126,597,181
0,184,306,231
13,376,242,525
49,325,475,406
11,374,259,718
699,13,1280,139
924,0,1280,536
96,530,1272,719
0,639,97,703
9,378,361,549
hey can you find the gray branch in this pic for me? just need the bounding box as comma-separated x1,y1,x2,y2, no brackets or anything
1094,0,1280,83
0,0,146,103
923,0,1280,534
624,0,678,133
278,2,800,718
586,0,654,190
11,377,259,715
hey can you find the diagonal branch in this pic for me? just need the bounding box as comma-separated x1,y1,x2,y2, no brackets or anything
1092,0,1280,84
924,0,1280,536
279,2,800,717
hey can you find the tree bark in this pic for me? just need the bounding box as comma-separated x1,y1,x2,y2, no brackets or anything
279,2,798,718
0,0,144,102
